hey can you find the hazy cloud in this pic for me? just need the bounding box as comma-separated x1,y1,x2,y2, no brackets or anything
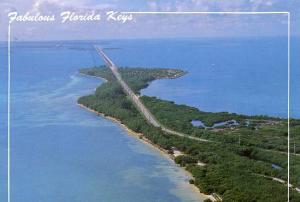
0,0,299,40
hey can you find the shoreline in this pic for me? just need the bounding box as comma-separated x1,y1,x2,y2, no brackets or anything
77,103,215,202
78,72,108,82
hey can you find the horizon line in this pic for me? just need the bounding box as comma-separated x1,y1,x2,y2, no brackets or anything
0,34,297,43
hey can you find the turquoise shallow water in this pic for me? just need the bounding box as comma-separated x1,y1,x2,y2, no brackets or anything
0,42,204,202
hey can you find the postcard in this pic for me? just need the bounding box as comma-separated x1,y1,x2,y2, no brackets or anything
0,1,299,202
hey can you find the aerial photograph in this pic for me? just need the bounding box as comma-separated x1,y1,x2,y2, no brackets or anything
0,0,300,202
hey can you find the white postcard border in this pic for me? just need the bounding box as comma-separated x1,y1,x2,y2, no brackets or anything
7,11,291,202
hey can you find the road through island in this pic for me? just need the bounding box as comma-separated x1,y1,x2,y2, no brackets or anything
95,46,210,143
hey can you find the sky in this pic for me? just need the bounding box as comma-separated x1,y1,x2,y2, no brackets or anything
0,0,299,40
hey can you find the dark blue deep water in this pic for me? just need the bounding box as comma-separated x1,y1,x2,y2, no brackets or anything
0,37,299,201
105,37,299,118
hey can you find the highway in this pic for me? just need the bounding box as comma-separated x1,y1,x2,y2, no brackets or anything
94,46,300,153
93,46,300,165
94,46,209,142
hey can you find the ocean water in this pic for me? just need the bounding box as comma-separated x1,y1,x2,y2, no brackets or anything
0,42,205,202
104,37,300,118
0,37,298,201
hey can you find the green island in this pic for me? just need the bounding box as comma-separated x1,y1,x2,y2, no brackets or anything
78,66,300,202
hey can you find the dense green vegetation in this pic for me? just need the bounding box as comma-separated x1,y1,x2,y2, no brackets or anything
78,66,300,202
141,96,300,153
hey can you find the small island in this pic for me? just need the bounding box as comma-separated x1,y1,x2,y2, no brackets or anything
78,66,300,202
